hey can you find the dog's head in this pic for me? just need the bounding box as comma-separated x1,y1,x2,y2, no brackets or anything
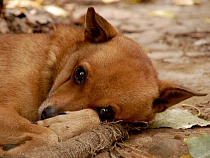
38,7,206,122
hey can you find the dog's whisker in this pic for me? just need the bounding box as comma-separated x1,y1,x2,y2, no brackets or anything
58,112,67,115
31,122,38,124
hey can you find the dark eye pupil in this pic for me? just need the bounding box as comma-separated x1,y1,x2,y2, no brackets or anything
74,66,86,84
99,107,114,121
77,71,85,78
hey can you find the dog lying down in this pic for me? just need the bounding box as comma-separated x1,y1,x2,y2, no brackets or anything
0,7,206,156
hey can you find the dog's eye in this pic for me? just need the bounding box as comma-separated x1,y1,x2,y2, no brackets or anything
74,66,86,84
99,107,115,121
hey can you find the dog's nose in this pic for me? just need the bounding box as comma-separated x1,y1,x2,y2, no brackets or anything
41,106,57,120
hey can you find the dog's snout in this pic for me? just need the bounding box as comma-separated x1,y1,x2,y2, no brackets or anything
41,106,57,120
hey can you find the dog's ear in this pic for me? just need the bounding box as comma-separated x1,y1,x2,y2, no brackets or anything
153,80,207,113
85,7,117,43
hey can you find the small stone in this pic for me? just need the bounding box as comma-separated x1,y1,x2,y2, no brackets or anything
119,24,140,33
174,135,183,140
194,39,209,46
148,139,188,158
146,43,171,51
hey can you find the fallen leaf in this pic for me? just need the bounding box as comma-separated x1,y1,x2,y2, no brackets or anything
24,8,53,25
101,0,120,4
0,19,10,33
172,0,202,6
12,17,32,33
194,39,209,46
125,0,154,3
184,135,210,158
203,18,210,23
180,154,193,158
143,48,150,53
6,0,42,9
43,5,68,17
148,10,176,18
148,108,210,129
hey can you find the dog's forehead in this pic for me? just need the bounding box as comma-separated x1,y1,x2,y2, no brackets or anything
83,35,157,90
87,35,148,69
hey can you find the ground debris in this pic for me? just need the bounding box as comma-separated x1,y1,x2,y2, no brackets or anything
0,7,56,34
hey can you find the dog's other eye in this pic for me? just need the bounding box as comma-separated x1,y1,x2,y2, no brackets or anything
99,107,115,121
74,66,86,84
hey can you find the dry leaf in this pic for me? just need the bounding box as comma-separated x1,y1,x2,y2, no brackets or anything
101,0,120,4
24,8,53,25
148,10,176,18
203,18,210,23
143,48,150,53
6,0,42,9
173,0,202,6
184,135,210,158
43,5,68,17
180,154,193,158
149,109,210,129
0,19,10,33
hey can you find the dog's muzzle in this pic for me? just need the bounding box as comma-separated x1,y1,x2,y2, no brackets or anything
38,100,67,120
38,100,52,120
40,106,58,120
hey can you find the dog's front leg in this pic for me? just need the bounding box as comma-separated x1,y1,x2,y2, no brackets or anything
0,107,58,156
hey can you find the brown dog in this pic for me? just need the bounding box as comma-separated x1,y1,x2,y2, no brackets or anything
0,7,206,156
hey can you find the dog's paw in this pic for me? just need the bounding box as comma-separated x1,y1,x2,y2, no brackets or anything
37,109,100,141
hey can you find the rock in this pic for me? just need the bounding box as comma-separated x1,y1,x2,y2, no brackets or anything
147,51,183,60
125,30,163,46
119,24,141,33
163,57,190,63
146,43,171,51
194,39,209,46
164,25,194,35
138,30,163,45
174,135,184,140
148,139,188,158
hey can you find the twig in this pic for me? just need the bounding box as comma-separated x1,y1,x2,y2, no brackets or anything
117,142,155,157
182,104,201,117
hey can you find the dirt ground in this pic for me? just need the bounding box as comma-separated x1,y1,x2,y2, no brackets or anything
1,0,210,157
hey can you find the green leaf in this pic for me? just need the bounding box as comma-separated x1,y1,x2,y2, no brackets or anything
148,109,210,129
184,135,210,158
